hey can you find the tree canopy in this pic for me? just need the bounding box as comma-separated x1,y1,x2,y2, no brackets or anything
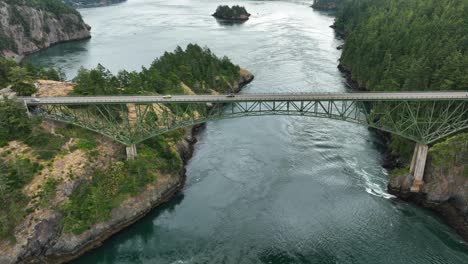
73,44,241,95
212,5,250,20
0,57,65,95
335,0,468,91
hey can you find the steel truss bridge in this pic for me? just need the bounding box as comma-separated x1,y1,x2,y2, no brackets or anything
22,91,468,146
19,91,468,192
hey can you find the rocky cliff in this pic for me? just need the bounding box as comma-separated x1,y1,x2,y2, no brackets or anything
0,69,253,264
388,133,468,241
0,0,91,61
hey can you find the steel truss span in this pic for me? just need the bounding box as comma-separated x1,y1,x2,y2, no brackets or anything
24,92,468,146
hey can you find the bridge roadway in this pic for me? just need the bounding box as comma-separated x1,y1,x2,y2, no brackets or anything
21,91,468,105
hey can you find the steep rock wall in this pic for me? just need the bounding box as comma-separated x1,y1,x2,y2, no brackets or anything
0,1,91,60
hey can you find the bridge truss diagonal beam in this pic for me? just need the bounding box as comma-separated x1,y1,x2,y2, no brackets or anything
28,96,468,146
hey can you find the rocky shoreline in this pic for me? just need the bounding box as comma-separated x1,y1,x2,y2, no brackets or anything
336,45,468,243
0,1,91,62
40,126,198,264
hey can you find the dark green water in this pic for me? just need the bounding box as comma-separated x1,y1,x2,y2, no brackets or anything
28,0,468,263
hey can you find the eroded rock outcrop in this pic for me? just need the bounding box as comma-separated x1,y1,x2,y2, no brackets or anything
0,0,91,61
388,134,468,241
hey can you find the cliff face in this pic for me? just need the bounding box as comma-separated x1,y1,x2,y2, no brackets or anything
388,134,468,241
0,1,90,60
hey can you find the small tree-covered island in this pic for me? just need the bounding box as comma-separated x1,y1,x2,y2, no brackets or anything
212,5,251,21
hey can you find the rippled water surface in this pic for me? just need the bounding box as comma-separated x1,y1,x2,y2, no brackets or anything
28,0,468,263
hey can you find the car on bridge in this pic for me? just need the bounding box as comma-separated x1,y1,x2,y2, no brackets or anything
162,95,172,99
226,93,235,98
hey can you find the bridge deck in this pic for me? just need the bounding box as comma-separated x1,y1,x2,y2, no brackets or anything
21,91,468,105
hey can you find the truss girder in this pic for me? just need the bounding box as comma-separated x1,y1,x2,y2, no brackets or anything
31,99,468,145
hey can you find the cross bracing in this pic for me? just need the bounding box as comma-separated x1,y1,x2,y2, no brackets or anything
21,92,468,146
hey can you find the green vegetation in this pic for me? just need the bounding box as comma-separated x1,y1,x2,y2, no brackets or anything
336,0,468,91
59,44,238,234
0,157,42,242
60,133,182,234
3,0,81,17
73,44,240,95
0,44,241,239
389,166,409,180
212,5,251,20
0,99,33,146
0,57,65,95
430,133,468,176
312,0,345,10
335,0,467,165
37,177,60,207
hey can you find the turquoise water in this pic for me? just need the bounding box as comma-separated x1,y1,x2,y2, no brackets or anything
28,1,468,263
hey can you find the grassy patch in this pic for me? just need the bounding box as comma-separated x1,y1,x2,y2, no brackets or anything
36,178,60,207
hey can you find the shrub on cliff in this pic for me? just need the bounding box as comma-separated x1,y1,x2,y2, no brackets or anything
8,66,37,96
0,99,32,146
430,133,468,175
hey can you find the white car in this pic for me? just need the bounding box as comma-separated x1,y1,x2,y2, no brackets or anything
31,98,41,103
162,95,172,99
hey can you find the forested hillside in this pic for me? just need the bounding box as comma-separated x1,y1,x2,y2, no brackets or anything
334,0,467,240
335,0,468,91
73,44,241,95
334,0,467,162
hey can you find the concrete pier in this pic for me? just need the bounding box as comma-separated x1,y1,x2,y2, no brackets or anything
126,144,137,160
410,143,428,192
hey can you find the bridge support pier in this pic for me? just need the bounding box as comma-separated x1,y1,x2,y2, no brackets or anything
409,143,428,192
126,144,138,160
